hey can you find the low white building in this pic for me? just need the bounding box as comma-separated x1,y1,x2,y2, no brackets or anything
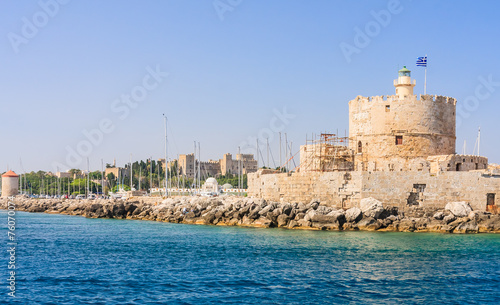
202,177,219,193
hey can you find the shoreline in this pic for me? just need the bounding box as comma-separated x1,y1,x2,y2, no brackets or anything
1,196,499,234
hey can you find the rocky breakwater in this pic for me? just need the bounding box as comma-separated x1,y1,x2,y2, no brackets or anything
1,197,499,233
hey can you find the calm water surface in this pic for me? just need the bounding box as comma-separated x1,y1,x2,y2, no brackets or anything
0,211,499,304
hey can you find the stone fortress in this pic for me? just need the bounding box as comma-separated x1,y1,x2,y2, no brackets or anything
103,153,257,183
167,153,258,178
248,67,499,212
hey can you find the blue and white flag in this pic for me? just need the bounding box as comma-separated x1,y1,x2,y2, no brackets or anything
416,56,427,67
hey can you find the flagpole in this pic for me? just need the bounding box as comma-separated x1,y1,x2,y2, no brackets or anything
424,67,427,95
424,54,427,95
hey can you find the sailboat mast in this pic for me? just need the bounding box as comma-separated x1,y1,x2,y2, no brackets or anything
101,159,104,196
130,153,133,190
266,138,269,168
238,146,241,190
279,132,282,170
198,142,201,189
194,141,197,192
477,127,481,156
87,158,90,197
256,139,259,169
163,114,168,196
285,133,288,172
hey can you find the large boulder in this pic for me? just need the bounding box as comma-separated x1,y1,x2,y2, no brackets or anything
287,220,299,229
248,205,262,219
345,207,362,222
307,200,319,210
297,219,312,228
433,211,445,220
304,209,317,222
258,203,276,216
326,209,345,221
315,205,332,215
202,212,216,224
398,219,416,232
277,214,291,227
310,214,338,224
281,204,293,216
443,214,456,224
445,202,472,217
294,212,306,220
360,198,385,219
454,221,479,234
310,212,342,230
478,216,500,233
357,217,381,231
296,203,308,213
253,217,272,228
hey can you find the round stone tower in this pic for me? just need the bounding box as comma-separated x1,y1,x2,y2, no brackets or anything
349,67,456,171
1,170,19,197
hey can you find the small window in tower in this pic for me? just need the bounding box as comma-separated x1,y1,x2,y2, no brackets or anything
358,141,362,153
396,136,403,145
385,105,390,112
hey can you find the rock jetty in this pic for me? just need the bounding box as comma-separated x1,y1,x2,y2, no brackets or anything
1,197,499,234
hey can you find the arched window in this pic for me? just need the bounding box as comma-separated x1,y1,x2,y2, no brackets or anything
358,141,362,153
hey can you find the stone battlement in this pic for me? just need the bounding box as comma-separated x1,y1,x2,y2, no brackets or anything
202,160,220,164
350,94,457,105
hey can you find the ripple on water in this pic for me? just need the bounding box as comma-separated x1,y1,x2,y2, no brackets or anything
0,211,499,304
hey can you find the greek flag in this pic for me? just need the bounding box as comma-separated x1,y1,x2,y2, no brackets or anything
416,56,427,67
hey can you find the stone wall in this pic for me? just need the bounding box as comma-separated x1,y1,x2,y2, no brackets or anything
248,170,500,212
248,170,362,208
360,171,499,211
428,154,488,173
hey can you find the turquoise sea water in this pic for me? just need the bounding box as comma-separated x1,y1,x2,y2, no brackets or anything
0,211,499,304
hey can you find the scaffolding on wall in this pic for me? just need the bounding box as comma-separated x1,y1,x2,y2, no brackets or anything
300,133,355,172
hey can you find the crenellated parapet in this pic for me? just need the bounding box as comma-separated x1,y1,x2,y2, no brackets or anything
420,94,457,105
349,94,456,105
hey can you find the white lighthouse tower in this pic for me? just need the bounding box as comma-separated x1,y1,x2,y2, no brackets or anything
394,66,416,98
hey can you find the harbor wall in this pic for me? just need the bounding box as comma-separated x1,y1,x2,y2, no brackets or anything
248,170,500,212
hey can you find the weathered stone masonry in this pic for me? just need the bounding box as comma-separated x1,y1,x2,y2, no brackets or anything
248,170,500,212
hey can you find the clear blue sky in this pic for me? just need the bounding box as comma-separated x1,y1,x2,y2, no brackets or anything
1,0,499,172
